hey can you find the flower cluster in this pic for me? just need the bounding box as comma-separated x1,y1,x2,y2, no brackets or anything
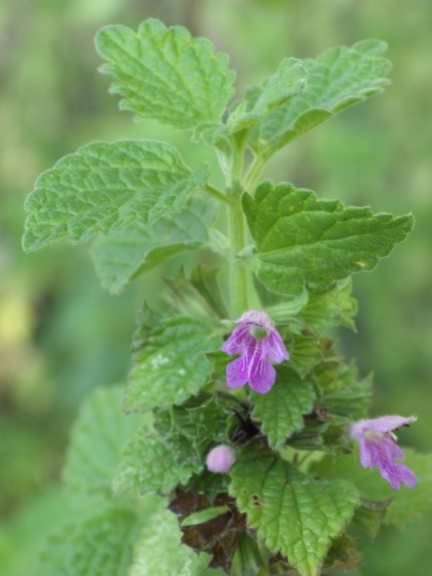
219,309,417,491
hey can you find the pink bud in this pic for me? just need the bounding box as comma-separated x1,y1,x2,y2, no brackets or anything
206,445,235,474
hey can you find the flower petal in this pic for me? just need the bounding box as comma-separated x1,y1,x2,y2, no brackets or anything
221,325,250,355
351,415,417,439
249,360,276,395
226,357,248,389
359,438,373,468
266,330,289,364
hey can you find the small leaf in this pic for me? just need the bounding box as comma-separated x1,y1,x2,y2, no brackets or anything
181,505,230,527
96,19,235,129
320,373,373,421
114,398,232,495
231,40,391,155
229,446,360,576
91,200,210,294
288,333,325,377
244,182,413,298
252,366,316,449
23,140,207,254
126,316,222,411
299,279,357,333
63,386,143,498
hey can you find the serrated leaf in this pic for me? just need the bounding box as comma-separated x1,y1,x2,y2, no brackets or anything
229,446,360,576
231,40,390,155
130,503,222,576
113,418,201,496
63,387,143,498
91,201,210,294
23,140,207,254
314,449,432,529
299,280,357,332
96,19,235,129
288,333,325,377
244,182,413,298
252,366,316,449
320,373,373,421
115,398,232,495
126,316,222,411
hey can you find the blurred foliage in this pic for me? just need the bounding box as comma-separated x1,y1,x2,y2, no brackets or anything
0,0,430,575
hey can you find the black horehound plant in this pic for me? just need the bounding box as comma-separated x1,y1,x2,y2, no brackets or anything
23,19,430,576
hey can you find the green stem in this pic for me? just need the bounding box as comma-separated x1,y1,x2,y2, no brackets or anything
228,193,249,317
227,138,250,318
204,184,233,206
243,154,266,191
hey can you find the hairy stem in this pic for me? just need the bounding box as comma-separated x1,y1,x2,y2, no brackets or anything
227,138,250,318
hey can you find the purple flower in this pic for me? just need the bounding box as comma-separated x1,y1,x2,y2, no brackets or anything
206,445,235,474
221,310,289,395
350,415,417,490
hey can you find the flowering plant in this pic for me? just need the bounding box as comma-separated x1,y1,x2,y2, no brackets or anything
22,19,428,576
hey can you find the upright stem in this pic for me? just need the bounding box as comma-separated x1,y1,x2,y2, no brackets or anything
228,191,249,317
227,138,249,318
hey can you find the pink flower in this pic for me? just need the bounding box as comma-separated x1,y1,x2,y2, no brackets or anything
206,445,236,474
350,415,417,490
221,310,289,395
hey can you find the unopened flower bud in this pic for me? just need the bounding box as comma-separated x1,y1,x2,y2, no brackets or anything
206,444,235,474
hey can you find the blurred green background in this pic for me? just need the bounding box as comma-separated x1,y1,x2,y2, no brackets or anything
0,1,430,574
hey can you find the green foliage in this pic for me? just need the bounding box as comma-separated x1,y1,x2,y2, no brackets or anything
181,505,230,527
231,39,391,156
63,387,143,498
127,316,222,411
22,140,208,292
15,11,428,576
299,280,357,333
252,366,316,449
244,181,413,298
230,446,360,576
130,503,222,576
114,397,232,495
44,503,141,576
96,20,235,129
91,200,210,294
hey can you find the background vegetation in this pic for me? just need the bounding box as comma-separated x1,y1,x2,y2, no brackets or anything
0,1,430,574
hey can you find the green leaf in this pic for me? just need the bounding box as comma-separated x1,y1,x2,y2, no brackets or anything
314,449,432,529
113,419,201,496
229,446,360,576
96,19,235,129
252,366,316,449
40,499,159,576
63,387,143,498
91,201,210,294
244,182,413,298
126,316,222,411
288,333,325,377
130,503,221,576
231,40,390,155
114,397,232,495
299,279,357,333
23,140,207,253
319,373,373,421
181,505,230,527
